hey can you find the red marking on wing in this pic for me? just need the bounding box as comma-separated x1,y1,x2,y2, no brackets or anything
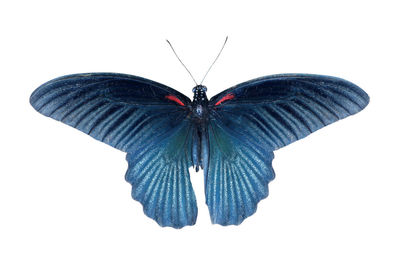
215,93,235,106
165,95,185,106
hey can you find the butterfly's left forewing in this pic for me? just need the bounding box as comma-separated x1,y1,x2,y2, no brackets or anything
30,73,197,228
206,74,369,225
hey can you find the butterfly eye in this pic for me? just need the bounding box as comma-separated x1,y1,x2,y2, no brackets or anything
165,95,185,106
215,93,235,106
192,85,207,92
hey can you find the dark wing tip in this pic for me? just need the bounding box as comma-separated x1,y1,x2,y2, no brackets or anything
29,81,48,113
336,76,370,113
29,73,79,111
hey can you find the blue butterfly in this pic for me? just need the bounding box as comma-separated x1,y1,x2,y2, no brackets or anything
30,72,369,228
30,41,369,228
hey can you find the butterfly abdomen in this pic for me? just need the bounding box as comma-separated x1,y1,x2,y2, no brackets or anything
192,127,201,171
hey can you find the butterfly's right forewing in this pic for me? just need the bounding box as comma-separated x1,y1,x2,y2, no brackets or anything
206,74,369,225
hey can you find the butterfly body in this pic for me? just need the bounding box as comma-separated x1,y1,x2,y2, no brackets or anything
30,72,369,228
190,85,210,172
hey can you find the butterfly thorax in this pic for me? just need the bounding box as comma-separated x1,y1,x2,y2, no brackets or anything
192,85,209,118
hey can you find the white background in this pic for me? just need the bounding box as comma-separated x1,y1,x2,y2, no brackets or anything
1,0,399,266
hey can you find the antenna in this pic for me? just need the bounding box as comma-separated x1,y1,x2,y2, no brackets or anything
166,39,198,85
200,36,228,85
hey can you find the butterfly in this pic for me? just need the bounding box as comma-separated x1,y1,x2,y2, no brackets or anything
30,70,369,228
30,37,368,228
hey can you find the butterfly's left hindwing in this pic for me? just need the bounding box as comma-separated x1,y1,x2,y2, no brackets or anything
30,73,197,228
126,120,197,228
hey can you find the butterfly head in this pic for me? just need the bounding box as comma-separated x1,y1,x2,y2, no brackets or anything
192,85,208,103
192,85,207,93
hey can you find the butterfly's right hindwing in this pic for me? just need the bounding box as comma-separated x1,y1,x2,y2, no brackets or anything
205,119,275,225
30,73,197,228
205,74,369,225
